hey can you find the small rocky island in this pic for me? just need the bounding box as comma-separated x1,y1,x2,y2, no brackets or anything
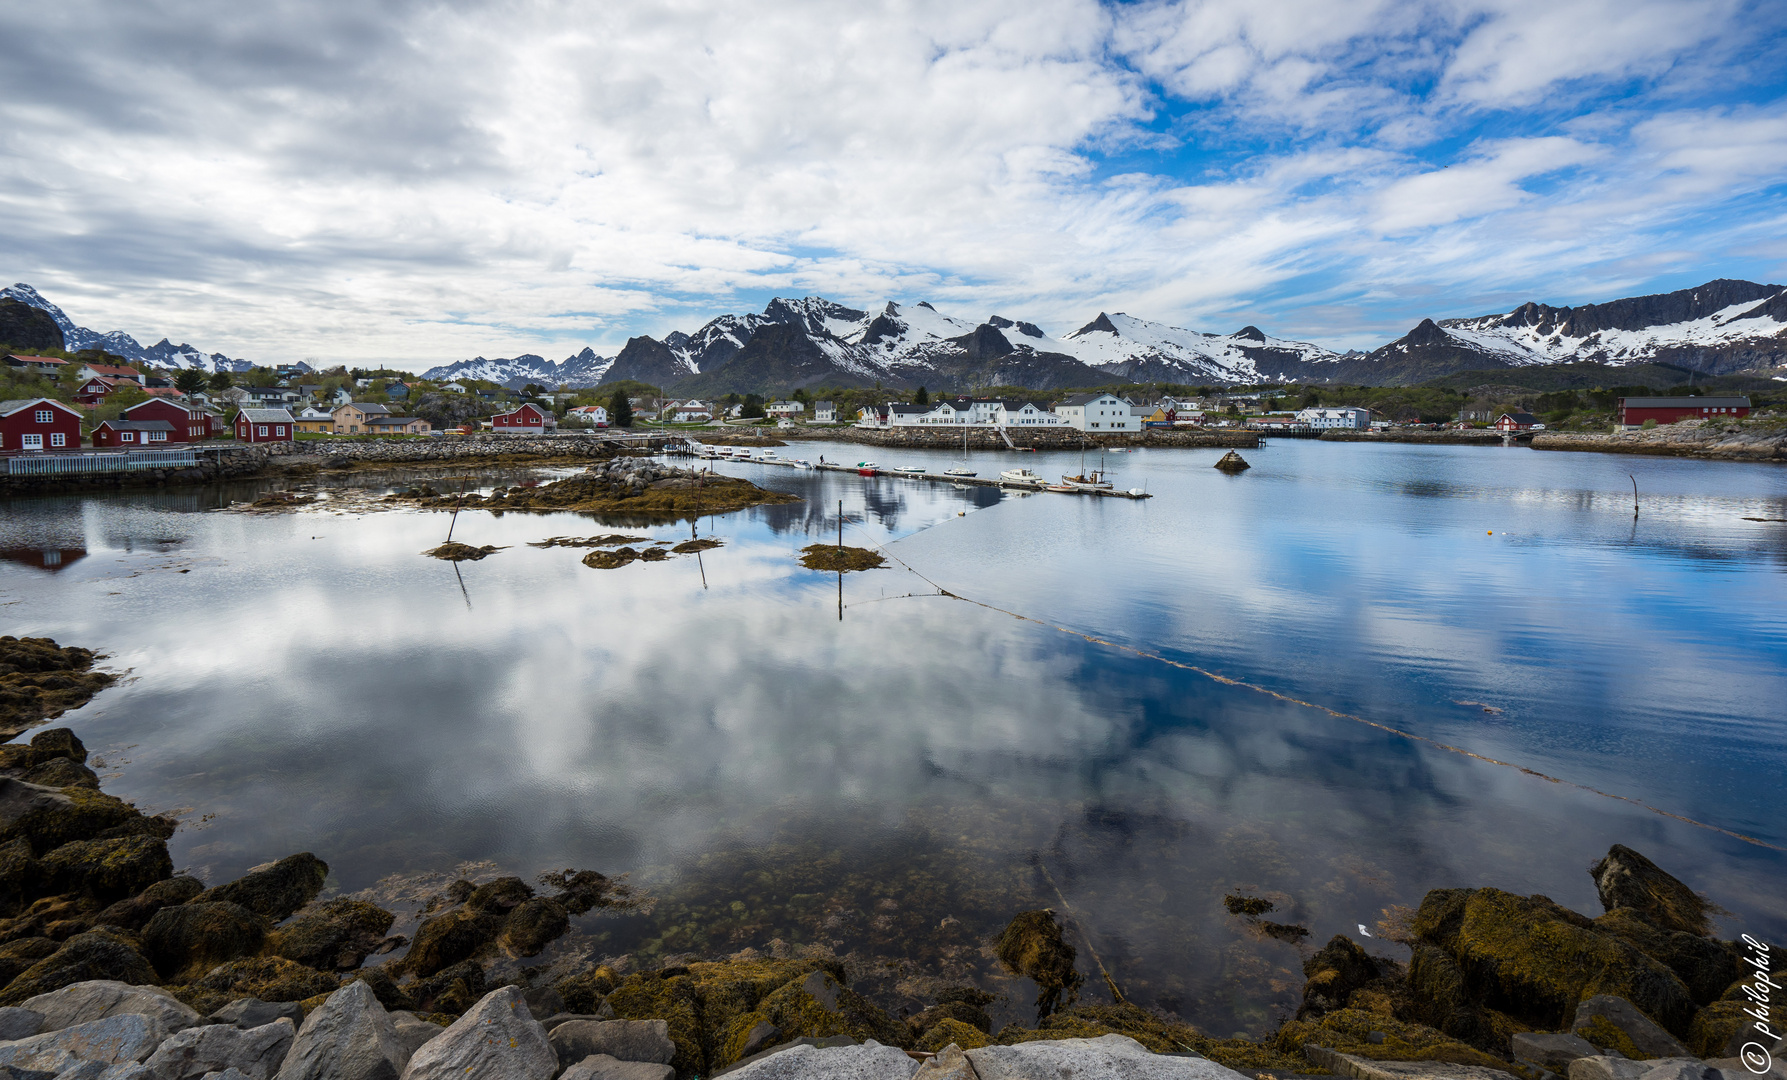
387,457,799,519
1,640,1781,1080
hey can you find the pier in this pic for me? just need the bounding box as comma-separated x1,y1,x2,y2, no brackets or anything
669,442,1152,498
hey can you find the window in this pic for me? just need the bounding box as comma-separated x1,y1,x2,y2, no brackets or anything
258,425,268,437
22,434,42,449
35,409,52,423
51,433,66,447
121,431,134,442
276,426,286,436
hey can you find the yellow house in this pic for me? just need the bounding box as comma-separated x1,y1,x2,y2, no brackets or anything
332,402,391,433
294,415,335,434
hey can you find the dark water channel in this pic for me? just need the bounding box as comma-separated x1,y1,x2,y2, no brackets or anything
2,439,1784,1036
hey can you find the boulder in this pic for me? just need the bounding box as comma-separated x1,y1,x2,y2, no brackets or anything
398,911,501,979
1299,937,1384,1019
1593,911,1736,1006
1589,847,1709,937
0,1014,167,1072
196,1071,255,1080
0,939,60,988
19,982,199,1034
558,1056,672,1080
94,879,206,933
0,782,140,855
0,1007,43,1041
911,1044,976,1080
1633,1061,1716,1080
498,900,568,958
194,960,339,1007
140,1019,295,1080
1301,1046,1515,1080
971,1034,1250,1079
0,935,158,1006
396,986,554,1080
18,759,97,790
1569,1058,1689,1080
915,1020,988,1053
142,904,266,983
27,731,86,766
1705,1049,1787,1080
38,837,173,904
206,1001,304,1032
387,1013,444,1068
266,901,395,972
1410,888,1695,1035
272,981,405,1080
1214,452,1250,472
1511,1032,1600,1072
1572,996,1690,1060
719,1039,916,1079
193,856,328,922
1688,988,1786,1058
549,1020,675,1067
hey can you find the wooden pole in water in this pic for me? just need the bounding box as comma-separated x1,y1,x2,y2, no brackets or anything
1630,474,1639,518
838,499,844,622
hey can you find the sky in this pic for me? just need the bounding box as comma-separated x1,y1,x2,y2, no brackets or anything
3,0,1786,370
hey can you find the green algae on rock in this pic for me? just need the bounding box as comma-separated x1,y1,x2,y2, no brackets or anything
268,898,397,971
424,542,504,561
0,639,115,739
994,909,1083,1022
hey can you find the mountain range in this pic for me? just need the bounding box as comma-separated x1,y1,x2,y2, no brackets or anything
1,283,256,372
6,277,1784,391
422,279,1787,393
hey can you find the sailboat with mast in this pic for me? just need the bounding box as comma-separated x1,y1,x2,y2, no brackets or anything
1061,440,1114,492
945,417,976,477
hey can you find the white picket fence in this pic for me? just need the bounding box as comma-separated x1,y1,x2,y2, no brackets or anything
5,448,201,476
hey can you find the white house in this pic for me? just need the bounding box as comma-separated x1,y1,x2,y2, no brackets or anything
441,382,468,393
812,400,836,423
766,400,805,417
672,400,714,422
1296,406,1371,430
1054,393,1138,432
568,404,610,427
871,397,1065,428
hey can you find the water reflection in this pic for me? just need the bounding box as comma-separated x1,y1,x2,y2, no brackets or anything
1,441,1784,1037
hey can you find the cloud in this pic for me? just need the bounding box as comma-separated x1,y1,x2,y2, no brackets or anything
0,0,1782,362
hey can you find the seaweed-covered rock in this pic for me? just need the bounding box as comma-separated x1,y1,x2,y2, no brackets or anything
552,969,617,1015
0,837,41,917
917,1018,991,1053
194,958,342,1005
397,986,554,1080
0,936,59,986
39,836,173,903
993,910,1082,1021
1403,942,1528,1055
0,932,157,1005
94,877,206,933
19,758,98,790
499,899,568,957
753,970,907,1052
1571,995,1689,1060
0,641,115,737
1688,988,1787,1059
1273,1007,1519,1073
0,893,102,943
0,781,140,855
351,969,416,1014
404,961,486,1016
1410,887,1695,1035
143,903,266,983
273,981,404,1080
1589,847,1709,938
1592,910,1736,1006
18,980,200,1033
1298,936,1384,1019
27,729,87,765
193,855,328,922
268,900,396,971
400,910,502,979
140,1017,296,1080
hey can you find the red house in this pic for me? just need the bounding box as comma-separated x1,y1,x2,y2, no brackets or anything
1494,412,1541,432
92,419,176,447
118,398,210,441
235,408,295,442
490,403,555,433
75,375,127,407
0,397,84,451
1619,396,1751,428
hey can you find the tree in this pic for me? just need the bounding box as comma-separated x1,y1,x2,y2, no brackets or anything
914,386,929,406
523,382,545,396
208,370,234,391
174,368,207,394
740,393,766,419
609,388,633,428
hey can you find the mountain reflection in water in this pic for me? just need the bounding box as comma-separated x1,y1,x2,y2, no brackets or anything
1,439,1783,1037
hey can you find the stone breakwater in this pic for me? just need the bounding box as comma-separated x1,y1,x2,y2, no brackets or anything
0,446,277,497
1319,430,1515,446
1531,420,1787,462
781,427,1258,450
292,434,671,466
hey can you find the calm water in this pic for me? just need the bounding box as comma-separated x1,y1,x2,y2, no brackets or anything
3,440,1785,1035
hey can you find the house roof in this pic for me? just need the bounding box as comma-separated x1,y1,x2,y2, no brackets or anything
366,415,420,426
239,408,295,422
5,354,67,367
1622,396,1751,408
888,403,928,414
123,399,191,415
339,402,390,415
81,364,139,377
1059,392,1120,406
96,419,176,432
1500,412,1540,424
0,397,84,419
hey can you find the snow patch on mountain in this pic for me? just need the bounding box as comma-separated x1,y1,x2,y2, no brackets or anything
421,347,613,389
3,283,255,371
1440,292,1787,365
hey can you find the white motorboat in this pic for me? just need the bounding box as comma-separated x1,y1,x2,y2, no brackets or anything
999,468,1046,487
793,459,815,469
759,451,779,460
944,466,976,477
895,464,927,474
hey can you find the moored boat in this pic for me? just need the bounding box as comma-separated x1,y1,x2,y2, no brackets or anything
944,466,976,477
999,468,1045,487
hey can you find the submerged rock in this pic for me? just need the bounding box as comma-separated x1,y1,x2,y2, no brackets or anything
993,910,1082,1022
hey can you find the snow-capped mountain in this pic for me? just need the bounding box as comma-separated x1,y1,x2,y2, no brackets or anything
421,347,612,390
2,283,255,372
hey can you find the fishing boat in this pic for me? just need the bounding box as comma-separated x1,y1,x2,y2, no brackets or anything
944,466,976,477
729,447,752,459
857,460,879,476
999,467,1045,487
1060,469,1115,492
759,451,779,460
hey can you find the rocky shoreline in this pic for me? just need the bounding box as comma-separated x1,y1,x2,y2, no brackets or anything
777,426,1260,450
4,640,1783,1080
1531,420,1787,462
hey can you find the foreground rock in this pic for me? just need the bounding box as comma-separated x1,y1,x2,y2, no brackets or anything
140,1018,295,1080
20,982,198,1034
1532,418,1787,462
549,1020,674,1067
273,982,404,1080
718,1039,917,1079
0,1012,167,1072
970,1034,1253,1079
398,986,553,1080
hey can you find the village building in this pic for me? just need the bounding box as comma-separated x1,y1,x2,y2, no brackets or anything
1618,396,1751,428
1054,392,1138,432
812,400,836,423
234,408,295,443
116,398,210,441
441,382,468,393
332,402,391,433
244,386,301,407
4,354,69,377
1296,406,1372,430
765,400,804,417
74,375,129,407
490,402,556,433
91,419,176,446
74,363,143,385
0,398,84,451
1494,412,1543,432
568,404,610,426
364,415,432,435
294,414,335,435
671,401,714,422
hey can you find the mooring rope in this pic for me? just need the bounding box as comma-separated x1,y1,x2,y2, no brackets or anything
839,519,1783,853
